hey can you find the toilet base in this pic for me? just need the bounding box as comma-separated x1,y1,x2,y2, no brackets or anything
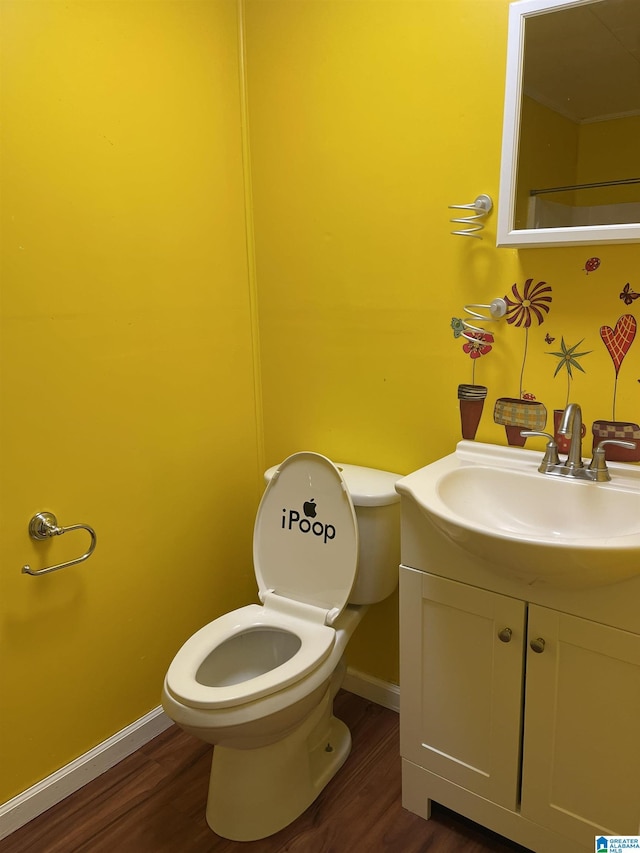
205,689,351,841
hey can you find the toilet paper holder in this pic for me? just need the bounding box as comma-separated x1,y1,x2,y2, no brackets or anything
21,511,97,576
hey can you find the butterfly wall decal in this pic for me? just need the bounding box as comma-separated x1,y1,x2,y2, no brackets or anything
620,283,639,305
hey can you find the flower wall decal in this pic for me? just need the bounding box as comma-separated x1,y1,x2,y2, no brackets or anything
451,320,494,440
462,332,493,359
504,278,552,327
547,337,591,409
593,310,640,463
599,313,637,420
446,266,638,457
462,331,493,383
504,278,552,399
451,317,464,338
451,317,494,385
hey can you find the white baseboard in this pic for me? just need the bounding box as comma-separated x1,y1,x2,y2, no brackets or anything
0,706,172,841
343,667,400,713
0,669,399,841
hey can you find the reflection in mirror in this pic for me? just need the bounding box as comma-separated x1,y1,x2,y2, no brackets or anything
497,0,640,247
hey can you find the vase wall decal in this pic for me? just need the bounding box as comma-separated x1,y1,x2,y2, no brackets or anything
494,397,547,446
458,384,487,440
591,420,640,463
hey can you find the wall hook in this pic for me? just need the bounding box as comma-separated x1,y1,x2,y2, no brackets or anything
22,511,97,576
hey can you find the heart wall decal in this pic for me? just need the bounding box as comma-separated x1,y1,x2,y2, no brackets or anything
600,313,637,421
600,313,637,376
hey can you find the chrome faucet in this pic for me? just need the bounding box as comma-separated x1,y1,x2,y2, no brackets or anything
558,402,584,471
522,401,636,482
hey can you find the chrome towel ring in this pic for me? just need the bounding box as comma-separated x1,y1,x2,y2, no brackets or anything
22,511,97,576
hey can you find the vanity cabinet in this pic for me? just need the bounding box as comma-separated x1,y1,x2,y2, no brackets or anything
400,567,640,853
400,571,526,810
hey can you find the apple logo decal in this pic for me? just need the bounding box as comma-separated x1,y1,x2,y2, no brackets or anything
303,499,317,518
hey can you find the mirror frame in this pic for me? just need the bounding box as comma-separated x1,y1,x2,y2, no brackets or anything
497,0,640,248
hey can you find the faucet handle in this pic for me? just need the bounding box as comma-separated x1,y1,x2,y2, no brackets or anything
596,439,636,451
520,431,560,471
520,430,555,441
589,438,636,483
588,440,636,481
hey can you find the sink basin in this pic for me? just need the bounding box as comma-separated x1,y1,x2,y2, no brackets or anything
396,440,640,588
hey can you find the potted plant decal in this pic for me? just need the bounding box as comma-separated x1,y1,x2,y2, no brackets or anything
593,312,640,462
547,337,591,453
451,317,493,440
494,278,552,445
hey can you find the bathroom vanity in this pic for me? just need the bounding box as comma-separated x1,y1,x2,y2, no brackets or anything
397,443,640,853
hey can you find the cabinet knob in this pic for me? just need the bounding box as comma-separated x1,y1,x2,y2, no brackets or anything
530,637,546,654
498,627,512,643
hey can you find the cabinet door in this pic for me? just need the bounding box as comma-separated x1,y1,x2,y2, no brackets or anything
522,604,640,846
400,568,526,809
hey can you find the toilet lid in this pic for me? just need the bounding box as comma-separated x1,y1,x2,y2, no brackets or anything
254,452,359,621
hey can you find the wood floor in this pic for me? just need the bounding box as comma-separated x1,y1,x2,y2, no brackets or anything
0,691,531,853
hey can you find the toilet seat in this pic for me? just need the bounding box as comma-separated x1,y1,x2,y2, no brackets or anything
165,453,359,712
165,604,335,709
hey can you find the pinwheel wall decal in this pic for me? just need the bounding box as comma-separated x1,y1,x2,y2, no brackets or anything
493,279,553,446
504,278,552,399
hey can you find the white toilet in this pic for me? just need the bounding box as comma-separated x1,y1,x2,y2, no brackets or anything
161,451,401,841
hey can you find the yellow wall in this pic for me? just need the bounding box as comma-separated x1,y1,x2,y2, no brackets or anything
244,0,640,683
0,1,261,802
2,0,640,808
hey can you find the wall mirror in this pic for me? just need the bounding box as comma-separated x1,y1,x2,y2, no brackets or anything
497,0,640,248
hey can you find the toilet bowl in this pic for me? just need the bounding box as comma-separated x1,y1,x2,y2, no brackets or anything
161,451,401,841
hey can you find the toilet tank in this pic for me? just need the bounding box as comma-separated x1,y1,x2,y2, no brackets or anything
264,459,401,605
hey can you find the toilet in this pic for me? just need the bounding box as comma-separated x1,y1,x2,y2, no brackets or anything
161,451,401,841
